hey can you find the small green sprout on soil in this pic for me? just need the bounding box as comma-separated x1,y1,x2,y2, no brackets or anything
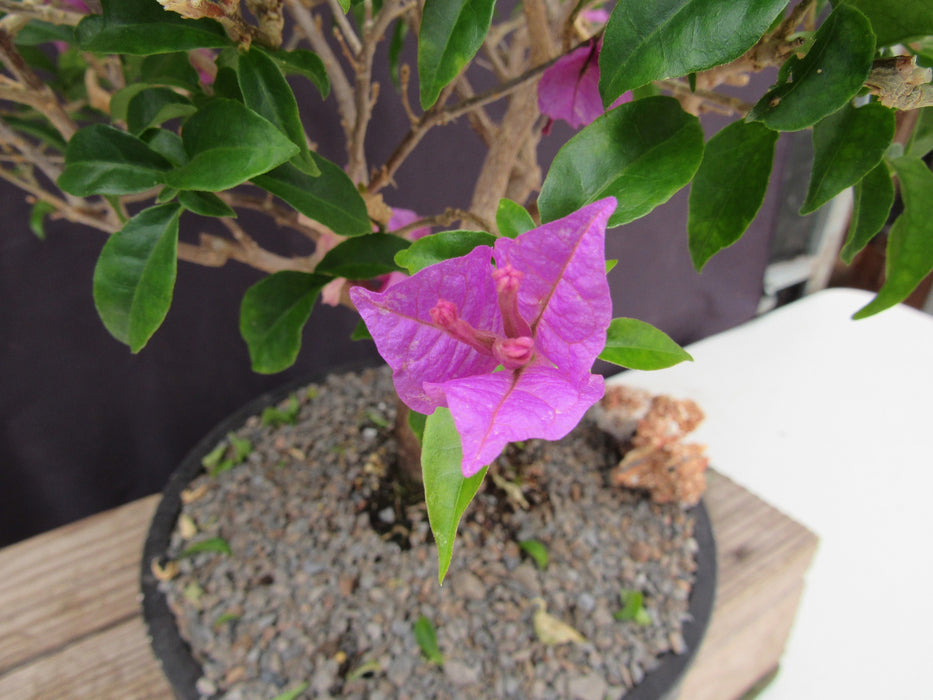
202,433,253,476
518,539,549,570
615,589,652,626
179,536,232,559
269,682,309,700
413,615,444,666
261,394,301,427
213,611,241,629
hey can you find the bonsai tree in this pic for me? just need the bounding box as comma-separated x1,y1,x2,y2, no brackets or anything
1,0,931,575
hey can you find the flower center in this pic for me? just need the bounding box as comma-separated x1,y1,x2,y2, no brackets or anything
430,265,536,370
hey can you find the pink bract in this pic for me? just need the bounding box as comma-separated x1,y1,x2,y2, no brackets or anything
537,42,631,129
350,199,616,476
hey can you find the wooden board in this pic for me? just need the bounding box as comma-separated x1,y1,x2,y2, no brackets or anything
0,472,816,700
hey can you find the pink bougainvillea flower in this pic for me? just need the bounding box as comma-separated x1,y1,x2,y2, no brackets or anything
350,199,616,476
537,41,631,129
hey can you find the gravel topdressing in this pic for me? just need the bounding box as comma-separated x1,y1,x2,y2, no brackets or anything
158,367,699,700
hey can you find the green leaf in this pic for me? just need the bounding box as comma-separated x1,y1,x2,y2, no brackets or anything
539,96,704,227
126,87,196,134
58,124,171,196
599,318,693,370
177,190,236,217
834,0,933,46
906,107,933,158
29,201,56,241
239,271,330,374
15,20,76,46
270,684,310,700
252,158,371,237
408,410,428,443
853,157,933,318
413,615,445,665
201,441,227,470
688,120,779,270
109,83,152,122
92,204,181,352
76,0,230,55
165,99,298,191
180,537,232,558
261,394,301,427
138,52,202,91
141,128,188,166
267,47,330,98
600,0,788,104
389,18,409,91
422,408,487,584
496,198,535,239
394,230,495,274
316,234,409,279
615,589,651,625
237,47,319,176
351,319,373,341
518,539,549,570
841,160,894,263
747,5,875,131
801,102,895,214
418,0,495,109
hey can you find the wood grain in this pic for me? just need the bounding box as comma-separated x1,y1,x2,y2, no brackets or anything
0,472,817,700
0,495,159,675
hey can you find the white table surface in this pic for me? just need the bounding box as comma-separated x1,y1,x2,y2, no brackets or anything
612,288,933,699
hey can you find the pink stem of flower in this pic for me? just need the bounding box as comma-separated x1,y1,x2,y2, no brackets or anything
430,300,498,356
492,264,532,338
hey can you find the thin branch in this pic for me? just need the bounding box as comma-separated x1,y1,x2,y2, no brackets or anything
326,0,362,55
657,79,755,117
286,0,356,135
0,0,85,26
178,233,317,273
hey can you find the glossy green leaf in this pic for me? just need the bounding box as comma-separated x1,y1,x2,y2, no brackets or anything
539,96,704,227
58,124,171,196
422,407,487,584
834,0,933,45
394,230,495,274
688,120,778,270
109,83,152,123
600,0,788,104
252,158,371,237
519,539,549,569
418,0,495,109
92,204,181,352
747,5,875,131
141,128,187,166
237,47,319,176
240,271,330,374
29,201,56,241
841,160,895,264
138,52,202,90
126,87,196,134
164,99,298,191
413,615,444,665
177,190,236,218
316,234,409,279
854,157,933,318
76,0,230,55
351,320,373,341
267,47,330,98
801,102,895,214
599,318,693,370
496,198,535,239
906,107,933,158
